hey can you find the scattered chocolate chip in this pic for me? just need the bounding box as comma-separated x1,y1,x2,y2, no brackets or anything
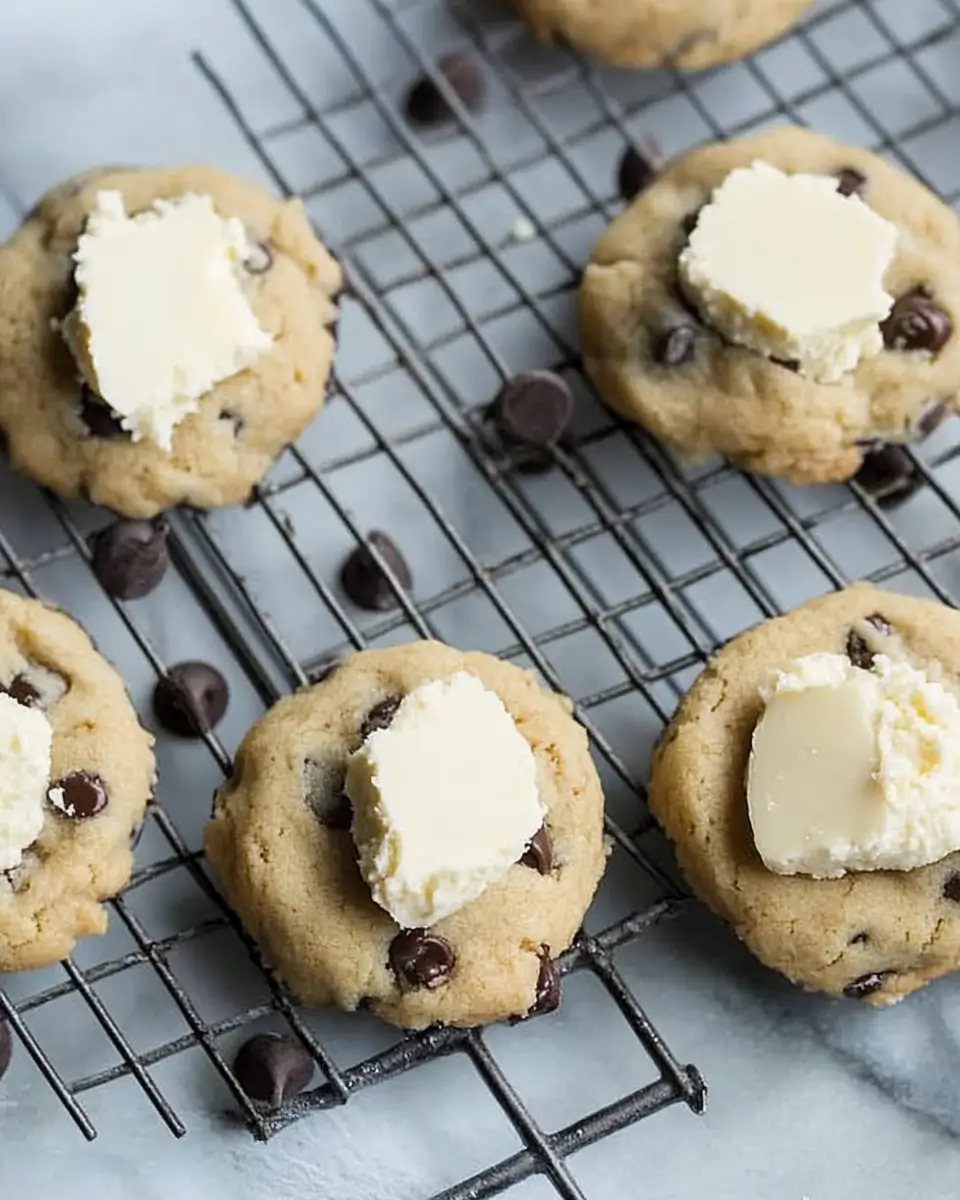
492,370,574,449
92,517,170,600
836,167,867,197
530,946,561,1016
389,929,455,990
617,145,657,202
914,398,949,440
79,386,126,439
881,287,953,354
302,759,352,830
850,932,869,945
232,1033,314,1108
653,324,697,366
866,612,892,636
681,209,701,237
360,694,403,742
48,771,108,820
404,52,486,127
340,532,413,612
843,971,890,1000
943,873,960,902
854,445,922,508
0,1021,11,1082
245,242,273,275
153,662,229,738
519,824,553,875
846,630,875,672
1,675,41,708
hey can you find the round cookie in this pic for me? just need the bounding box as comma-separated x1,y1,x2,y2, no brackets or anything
506,0,813,71
205,641,606,1029
0,589,155,970
0,165,341,518
580,126,960,485
650,585,960,1006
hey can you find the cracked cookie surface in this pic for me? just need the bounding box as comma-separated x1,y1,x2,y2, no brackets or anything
650,585,960,1005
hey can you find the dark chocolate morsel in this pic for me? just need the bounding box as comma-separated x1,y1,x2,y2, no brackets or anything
843,971,890,1000
846,630,875,672
881,288,953,354
617,145,657,203
245,242,273,275
360,695,403,742
389,929,455,990
1,675,41,708
836,167,867,197
943,873,960,903
153,662,229,738
232,1033,314,1108
530,946,561,1016
866,612,892,636
404,52,486,127
302,758,352,830
854,445,922,508
0,1021,11,1082
492,370,574,448
48,770,108,819
79,386,127,438
681,209,701,237
92,517,170,600
653,324,697,367
519,824,553,875
340,532,413,613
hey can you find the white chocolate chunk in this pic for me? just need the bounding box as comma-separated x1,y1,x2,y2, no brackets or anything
62,190,272,449
679,161,898,383
345,671,545,927
0,694,53,872
748,651,960,878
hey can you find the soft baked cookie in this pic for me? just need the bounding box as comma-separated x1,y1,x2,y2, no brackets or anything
0,589,155,970
506,0,814,70
650,585,960,1006
0,165,341,517
205,641,606,1029
580,126,960,484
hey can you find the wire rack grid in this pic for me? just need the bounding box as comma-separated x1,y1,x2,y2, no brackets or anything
1,0,960,1195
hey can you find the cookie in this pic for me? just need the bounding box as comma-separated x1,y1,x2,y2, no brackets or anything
506,0,813,70
205,641,606,1029
0,589,155,971
0,165,341,517
650,585,960,1006
580,126,960,484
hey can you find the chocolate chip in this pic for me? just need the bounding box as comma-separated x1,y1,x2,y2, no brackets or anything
854,445,922,508
0,1021,11,1082
48,771,107,819
617,145,657,203
914,398,949,440
850,931,869,945
846,630,875,672
389,929,455,990
232,1033,314,1108
881,288,953,354
843,971,890,999
530,946,561,1016
519,824,553,875
360,694,403,741
302,759,352,830
245,243,273,275
153,662,229,738
92,518,169,600
404,53,486,127
866,612,893,636
653,324,697,366
492,371,574,448
943,873,960,902
340,532,413,612
836,167,867,197
681,210,701,237
1,675,40,708
79,386,126,439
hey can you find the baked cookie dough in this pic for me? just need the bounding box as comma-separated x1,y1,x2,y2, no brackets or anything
650,585,960,1005
205,641,606,1029
0,589,155,970
0,165,341,517
580,126,960,484
506,0,813,71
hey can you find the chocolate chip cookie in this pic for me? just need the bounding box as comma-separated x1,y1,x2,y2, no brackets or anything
650,585,960,1005
205,641,606,1029
0,165,341,517
580,126,960,484
506,0,814,70
0,589,155,970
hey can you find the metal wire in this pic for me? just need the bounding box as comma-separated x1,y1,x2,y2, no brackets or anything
1,0,958,1194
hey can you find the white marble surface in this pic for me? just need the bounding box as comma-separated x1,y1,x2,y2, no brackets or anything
1,1,960,1197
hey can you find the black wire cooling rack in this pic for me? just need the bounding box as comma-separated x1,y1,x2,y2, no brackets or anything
2,0,960,1195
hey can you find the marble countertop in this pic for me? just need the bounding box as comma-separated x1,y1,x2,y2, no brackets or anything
1,1,959,1197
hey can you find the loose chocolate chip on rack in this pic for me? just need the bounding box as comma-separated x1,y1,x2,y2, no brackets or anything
405,52,486,127
881,287,953,353
92,517,170,600
836,167,867,197
653,324,697,367
519,824,553,875
232,1033,314,1108
854,445,922,509
849,932,869,946
48,771,108,820
79,386,126,439
302,759,352,830
943,873,960,902
914,398,949,440
389,928,455,990
0,1020,11,1082
617,145,657,202
1,674,40,708
843,971,891,1000
846,630,876,672
493,371,574,448
530,946,561,1016
360,694,403,742
245,242,273,275
153,662,229,737
340,532,413,612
